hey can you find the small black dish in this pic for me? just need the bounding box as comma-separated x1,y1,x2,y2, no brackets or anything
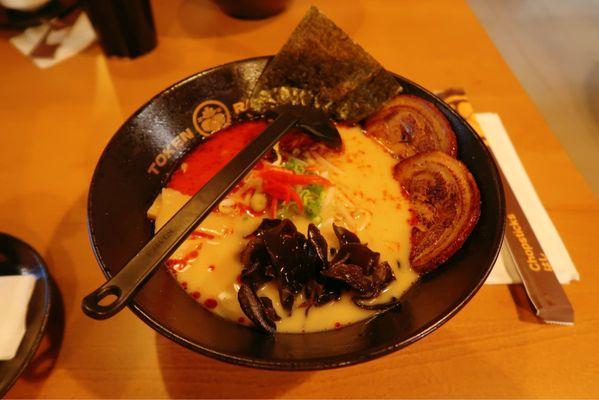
0,233,51,396
0,0,78,30
87,56,505,370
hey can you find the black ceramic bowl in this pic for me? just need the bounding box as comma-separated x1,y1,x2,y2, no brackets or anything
88,56,505,370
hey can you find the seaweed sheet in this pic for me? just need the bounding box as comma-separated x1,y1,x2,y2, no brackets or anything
248,6,402,123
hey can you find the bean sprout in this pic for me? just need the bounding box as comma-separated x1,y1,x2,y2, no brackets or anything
322,187,335,208
196,227,227,237
352,209,373,232
333,187,356,208
335,201,356,230
311,152,344,175
271,143,283,166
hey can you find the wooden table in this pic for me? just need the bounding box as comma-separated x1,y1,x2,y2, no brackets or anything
2,0,598,397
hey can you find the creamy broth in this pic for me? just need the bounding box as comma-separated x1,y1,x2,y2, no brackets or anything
148,126,418,333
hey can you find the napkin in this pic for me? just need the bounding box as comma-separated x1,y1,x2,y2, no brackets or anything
475,113,580,284
0,274,36,360
9,7,96,69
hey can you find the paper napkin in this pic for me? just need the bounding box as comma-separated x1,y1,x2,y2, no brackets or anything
0,274,36,360
9,7,96,69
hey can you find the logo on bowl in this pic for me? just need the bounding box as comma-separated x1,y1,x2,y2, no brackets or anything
147,99,242,176
192,100,231,137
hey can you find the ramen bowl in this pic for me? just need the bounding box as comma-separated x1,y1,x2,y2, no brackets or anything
87,56,505,370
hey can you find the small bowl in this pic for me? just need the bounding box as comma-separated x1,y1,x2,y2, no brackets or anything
0,233,52,396
0,0,78,30
87,56,505,370
0,0,50,12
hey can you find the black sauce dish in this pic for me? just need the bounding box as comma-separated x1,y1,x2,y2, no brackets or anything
0,233,52,396
87,56,505,370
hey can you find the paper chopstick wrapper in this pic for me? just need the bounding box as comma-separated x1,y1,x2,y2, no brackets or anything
0,275,36,360
476,113,580,285
436,89,580,285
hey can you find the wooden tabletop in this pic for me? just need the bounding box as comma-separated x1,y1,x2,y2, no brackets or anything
2,0,599,397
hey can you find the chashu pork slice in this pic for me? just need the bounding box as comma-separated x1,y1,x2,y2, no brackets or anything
393,151,480,273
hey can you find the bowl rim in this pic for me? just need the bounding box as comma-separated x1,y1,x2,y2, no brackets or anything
86,55,506,370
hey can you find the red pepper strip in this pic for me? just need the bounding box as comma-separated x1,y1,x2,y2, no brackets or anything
289,189,304,213
263,181,291,200
240,187,255,198
270,197,277,218
294,175,330,186
263,180,303,213
285,186,291,204
259,168,331,187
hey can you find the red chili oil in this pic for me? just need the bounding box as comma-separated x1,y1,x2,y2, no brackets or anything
408,210,419,226
168,120,268,195
204,298,218,309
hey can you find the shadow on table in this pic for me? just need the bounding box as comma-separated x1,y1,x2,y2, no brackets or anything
153,0,367,48
46,193,141,396
156,324,527,398
155,333,311,398
7,193,148,398
155,0,279,40
507,284,544,324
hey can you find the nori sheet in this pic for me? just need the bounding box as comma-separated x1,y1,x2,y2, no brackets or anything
248,6,402,123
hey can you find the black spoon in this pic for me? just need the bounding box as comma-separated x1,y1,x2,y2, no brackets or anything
82,105,341,320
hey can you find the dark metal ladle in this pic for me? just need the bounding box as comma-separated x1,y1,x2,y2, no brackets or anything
82,105,341,320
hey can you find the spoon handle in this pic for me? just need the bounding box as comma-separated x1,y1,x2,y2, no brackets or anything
82,112,299,320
